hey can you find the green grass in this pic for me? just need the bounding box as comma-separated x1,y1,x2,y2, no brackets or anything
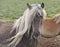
0,0,60,22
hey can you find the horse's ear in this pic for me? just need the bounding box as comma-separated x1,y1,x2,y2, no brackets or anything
27,3,31,9
41,2,44,8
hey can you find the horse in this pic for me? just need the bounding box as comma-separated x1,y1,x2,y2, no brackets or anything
0,3,47,47
39,14,60,47
41,14,60,38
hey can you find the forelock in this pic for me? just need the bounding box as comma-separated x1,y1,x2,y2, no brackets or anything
31,4,42,9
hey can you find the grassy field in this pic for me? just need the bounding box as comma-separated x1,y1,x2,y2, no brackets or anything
0,0,60,22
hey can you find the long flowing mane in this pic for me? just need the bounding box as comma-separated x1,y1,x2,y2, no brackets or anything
1,3,46,47
8,8,35,47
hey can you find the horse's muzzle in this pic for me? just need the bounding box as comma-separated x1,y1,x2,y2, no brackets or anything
33,31,40,39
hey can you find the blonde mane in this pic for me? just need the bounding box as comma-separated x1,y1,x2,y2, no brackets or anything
4,4,47,47
53,14,60,24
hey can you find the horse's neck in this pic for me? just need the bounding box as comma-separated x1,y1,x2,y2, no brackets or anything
16,32,38,47
16,25,38,47
15,31,29,47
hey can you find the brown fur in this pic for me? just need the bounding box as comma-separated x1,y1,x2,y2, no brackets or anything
38,36,60,47
41,18,60,38
0,21,13,43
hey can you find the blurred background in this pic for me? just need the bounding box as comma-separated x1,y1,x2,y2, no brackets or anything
0,0,60,22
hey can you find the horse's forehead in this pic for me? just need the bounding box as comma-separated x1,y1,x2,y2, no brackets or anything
31,4,41,8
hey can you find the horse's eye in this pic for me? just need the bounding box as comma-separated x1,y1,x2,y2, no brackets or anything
37,13,43,18
37,13,40,16
40,16,43,18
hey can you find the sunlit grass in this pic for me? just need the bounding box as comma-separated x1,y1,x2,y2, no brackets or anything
0,0,60,21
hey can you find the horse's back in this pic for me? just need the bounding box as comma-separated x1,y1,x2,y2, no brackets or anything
0,21,13,43
41,18,60,37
